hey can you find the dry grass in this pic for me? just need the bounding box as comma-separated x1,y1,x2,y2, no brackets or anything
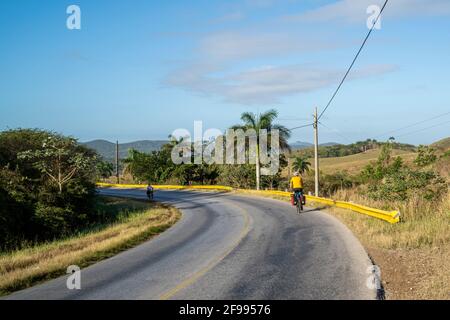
328,188,450,249
0,197,181,296
431,137,450,151
307,149,417,175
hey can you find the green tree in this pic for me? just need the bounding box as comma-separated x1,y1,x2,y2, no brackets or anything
0,129,99,249
231,109,291,190
123,148,151,182
18,135,96,194
218,164,256,189
292,156,311,174
96,160,114,180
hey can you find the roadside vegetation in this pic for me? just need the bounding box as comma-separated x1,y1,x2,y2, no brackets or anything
298,141,449,299
0,129,122,251
0,197,180,296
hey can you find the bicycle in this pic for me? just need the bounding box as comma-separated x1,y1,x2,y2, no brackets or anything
293,190,304,214
146,190,154,201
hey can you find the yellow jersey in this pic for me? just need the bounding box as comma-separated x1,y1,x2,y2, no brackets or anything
290,176,303,189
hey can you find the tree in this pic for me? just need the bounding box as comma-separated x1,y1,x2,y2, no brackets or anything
292,156,311,174
18,135,96,194
231,109,291,190
0,129,100,248
414,145,437,167
96,160,114,180
122,148,150,182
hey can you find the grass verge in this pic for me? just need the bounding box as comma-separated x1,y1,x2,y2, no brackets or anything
0,197,181,296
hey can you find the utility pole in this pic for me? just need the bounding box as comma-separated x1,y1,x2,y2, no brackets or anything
313,108,319,197
115,140,120,184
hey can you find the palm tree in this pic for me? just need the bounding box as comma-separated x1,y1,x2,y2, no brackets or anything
231,109,291,190
292,156,311,174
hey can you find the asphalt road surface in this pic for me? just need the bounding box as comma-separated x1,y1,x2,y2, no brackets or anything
6,189,377,300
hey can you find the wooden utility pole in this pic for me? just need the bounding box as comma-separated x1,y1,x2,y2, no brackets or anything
115,140,120,184
313,108,319,197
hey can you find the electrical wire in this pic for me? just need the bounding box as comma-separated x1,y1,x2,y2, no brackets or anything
318,121,353,143
394,119,450,138
289,123,314,131
373,110,450,139
318,0,389,120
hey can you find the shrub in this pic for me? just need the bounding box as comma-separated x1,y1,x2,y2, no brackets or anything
367,168,447,201
321,171,355,196
414,145,437,167
0,129,99,251
218,164,256,189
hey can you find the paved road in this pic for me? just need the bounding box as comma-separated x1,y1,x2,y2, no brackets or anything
6,189,376,300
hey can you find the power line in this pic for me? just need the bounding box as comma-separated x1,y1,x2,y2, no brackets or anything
289,123,314,131
318,121,353,143
395,119,450,138
373,110,450,139
318,0,389,121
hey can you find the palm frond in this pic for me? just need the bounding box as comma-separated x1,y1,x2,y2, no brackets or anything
258,109,278,129
240,112,257,128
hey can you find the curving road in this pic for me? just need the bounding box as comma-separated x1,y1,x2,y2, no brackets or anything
6,189,376,300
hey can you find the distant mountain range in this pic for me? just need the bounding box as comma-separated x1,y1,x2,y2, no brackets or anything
82,140,168,161
83,139,341,160
290,141,340,150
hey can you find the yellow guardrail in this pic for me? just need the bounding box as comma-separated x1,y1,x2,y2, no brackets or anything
96,183,400,224
247,189,399,224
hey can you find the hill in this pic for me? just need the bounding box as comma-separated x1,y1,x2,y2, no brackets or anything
292,139,416,159
295,137,448,175
83,140,167,161
290,141,340,150
431,137,450,152
313,148,417,175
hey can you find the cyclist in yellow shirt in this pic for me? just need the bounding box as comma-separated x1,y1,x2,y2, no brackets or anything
290,172,304,205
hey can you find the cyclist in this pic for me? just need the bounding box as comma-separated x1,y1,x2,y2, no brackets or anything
290,172,304,205
146,184,154,200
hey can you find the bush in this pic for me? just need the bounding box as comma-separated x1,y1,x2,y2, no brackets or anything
0,129,99,251
366,168,447,201
321,171,356,196
218,164,256,189
414,145,437,167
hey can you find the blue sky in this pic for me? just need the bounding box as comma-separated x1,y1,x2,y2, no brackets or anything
0,0,449,145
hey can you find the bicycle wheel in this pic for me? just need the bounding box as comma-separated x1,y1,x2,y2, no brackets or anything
296,194,303,213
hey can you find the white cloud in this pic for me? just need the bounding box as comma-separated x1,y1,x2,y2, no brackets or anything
162,1,410,105
199,31,338,62
165,63,397,105
283,0,450,23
